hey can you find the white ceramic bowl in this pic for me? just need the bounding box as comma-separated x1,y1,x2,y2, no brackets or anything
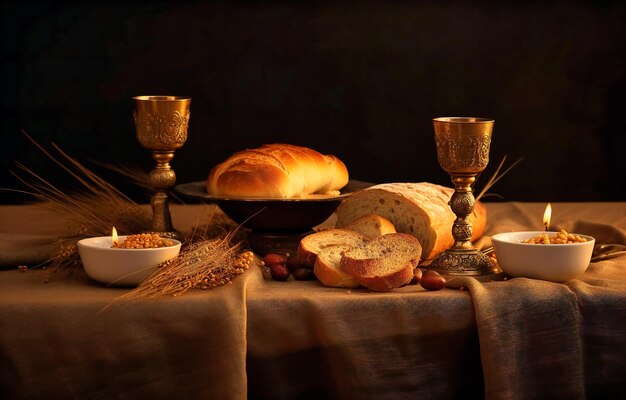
491,231,595,282
77,236,181,286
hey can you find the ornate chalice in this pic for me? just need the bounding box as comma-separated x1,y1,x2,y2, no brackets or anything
133,95,190,239
429,117,495,276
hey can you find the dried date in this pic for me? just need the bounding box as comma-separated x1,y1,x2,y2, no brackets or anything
292,267,315,281
420,270,446,291
264,253,287,267
410,267,423,285
269,264,290,281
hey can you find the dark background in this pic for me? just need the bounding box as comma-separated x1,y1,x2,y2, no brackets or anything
2,0,625,204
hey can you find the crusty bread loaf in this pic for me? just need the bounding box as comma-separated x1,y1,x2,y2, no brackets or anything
314,244,361,288
207,144,349,198
297,229,368,267
343,214,396,239
335,182,486,260
340,233,422,291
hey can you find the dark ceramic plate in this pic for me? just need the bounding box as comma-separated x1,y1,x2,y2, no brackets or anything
175,180,372,233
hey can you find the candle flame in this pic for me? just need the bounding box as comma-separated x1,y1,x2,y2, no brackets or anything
543,203,552,231
112,226,119,246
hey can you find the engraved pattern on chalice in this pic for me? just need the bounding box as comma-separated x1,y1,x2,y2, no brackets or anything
135,111,189,148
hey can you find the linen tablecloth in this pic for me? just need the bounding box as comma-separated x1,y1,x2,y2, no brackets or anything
1,202,625,399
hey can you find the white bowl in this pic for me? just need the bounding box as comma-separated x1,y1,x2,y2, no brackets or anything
77,236,181,286
491,231,595,282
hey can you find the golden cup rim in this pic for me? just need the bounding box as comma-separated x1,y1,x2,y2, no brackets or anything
133,95,191,102
433,117,494,123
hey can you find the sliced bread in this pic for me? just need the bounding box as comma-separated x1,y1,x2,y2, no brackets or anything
343,214,396,239
335,182,486,260
340,233,422,291
314,244,361,288
297,229,369,267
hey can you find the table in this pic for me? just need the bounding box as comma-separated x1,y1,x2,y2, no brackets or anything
1,202,625,399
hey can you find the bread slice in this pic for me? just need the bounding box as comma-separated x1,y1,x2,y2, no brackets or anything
335,182,486,260
314,244,361,288
297,229,369,267
340,233,422,291
343,214,396,239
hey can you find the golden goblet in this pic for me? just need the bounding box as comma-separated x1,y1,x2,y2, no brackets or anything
429,117,496,276
133,95,191,239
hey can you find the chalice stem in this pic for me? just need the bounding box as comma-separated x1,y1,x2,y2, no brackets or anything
450,174,477,251
429,172,493,276
151,191,173,232
149,150,176,233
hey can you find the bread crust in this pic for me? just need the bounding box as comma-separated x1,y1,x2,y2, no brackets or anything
297,229,368,267
344,214,397,239
348,262,415,291
313,245,361,288
207,144,349,198
335,182,486,260
340,233,421,292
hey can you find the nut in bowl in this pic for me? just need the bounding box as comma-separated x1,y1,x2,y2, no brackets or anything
491,231,595,282
77,235,181,286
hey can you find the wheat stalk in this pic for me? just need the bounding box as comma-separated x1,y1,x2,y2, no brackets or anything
475,156,524,201
125,237,253,298
3,132,153,277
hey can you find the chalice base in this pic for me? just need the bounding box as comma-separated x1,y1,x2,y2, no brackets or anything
428,249,496,277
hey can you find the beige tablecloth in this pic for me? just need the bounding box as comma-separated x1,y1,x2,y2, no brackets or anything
1,202,625,399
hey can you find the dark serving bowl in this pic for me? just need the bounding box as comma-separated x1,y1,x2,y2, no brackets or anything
175,180,372,233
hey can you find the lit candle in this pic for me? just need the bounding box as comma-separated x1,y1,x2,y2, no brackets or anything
112,226,119,247
543,203,552,232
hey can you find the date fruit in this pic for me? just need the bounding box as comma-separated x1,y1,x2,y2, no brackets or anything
410,267,423,285
420,270,446,291
264,252,316,282
292,267,315,281
264,253,287,267
286,254,307,272
269,264,290,281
